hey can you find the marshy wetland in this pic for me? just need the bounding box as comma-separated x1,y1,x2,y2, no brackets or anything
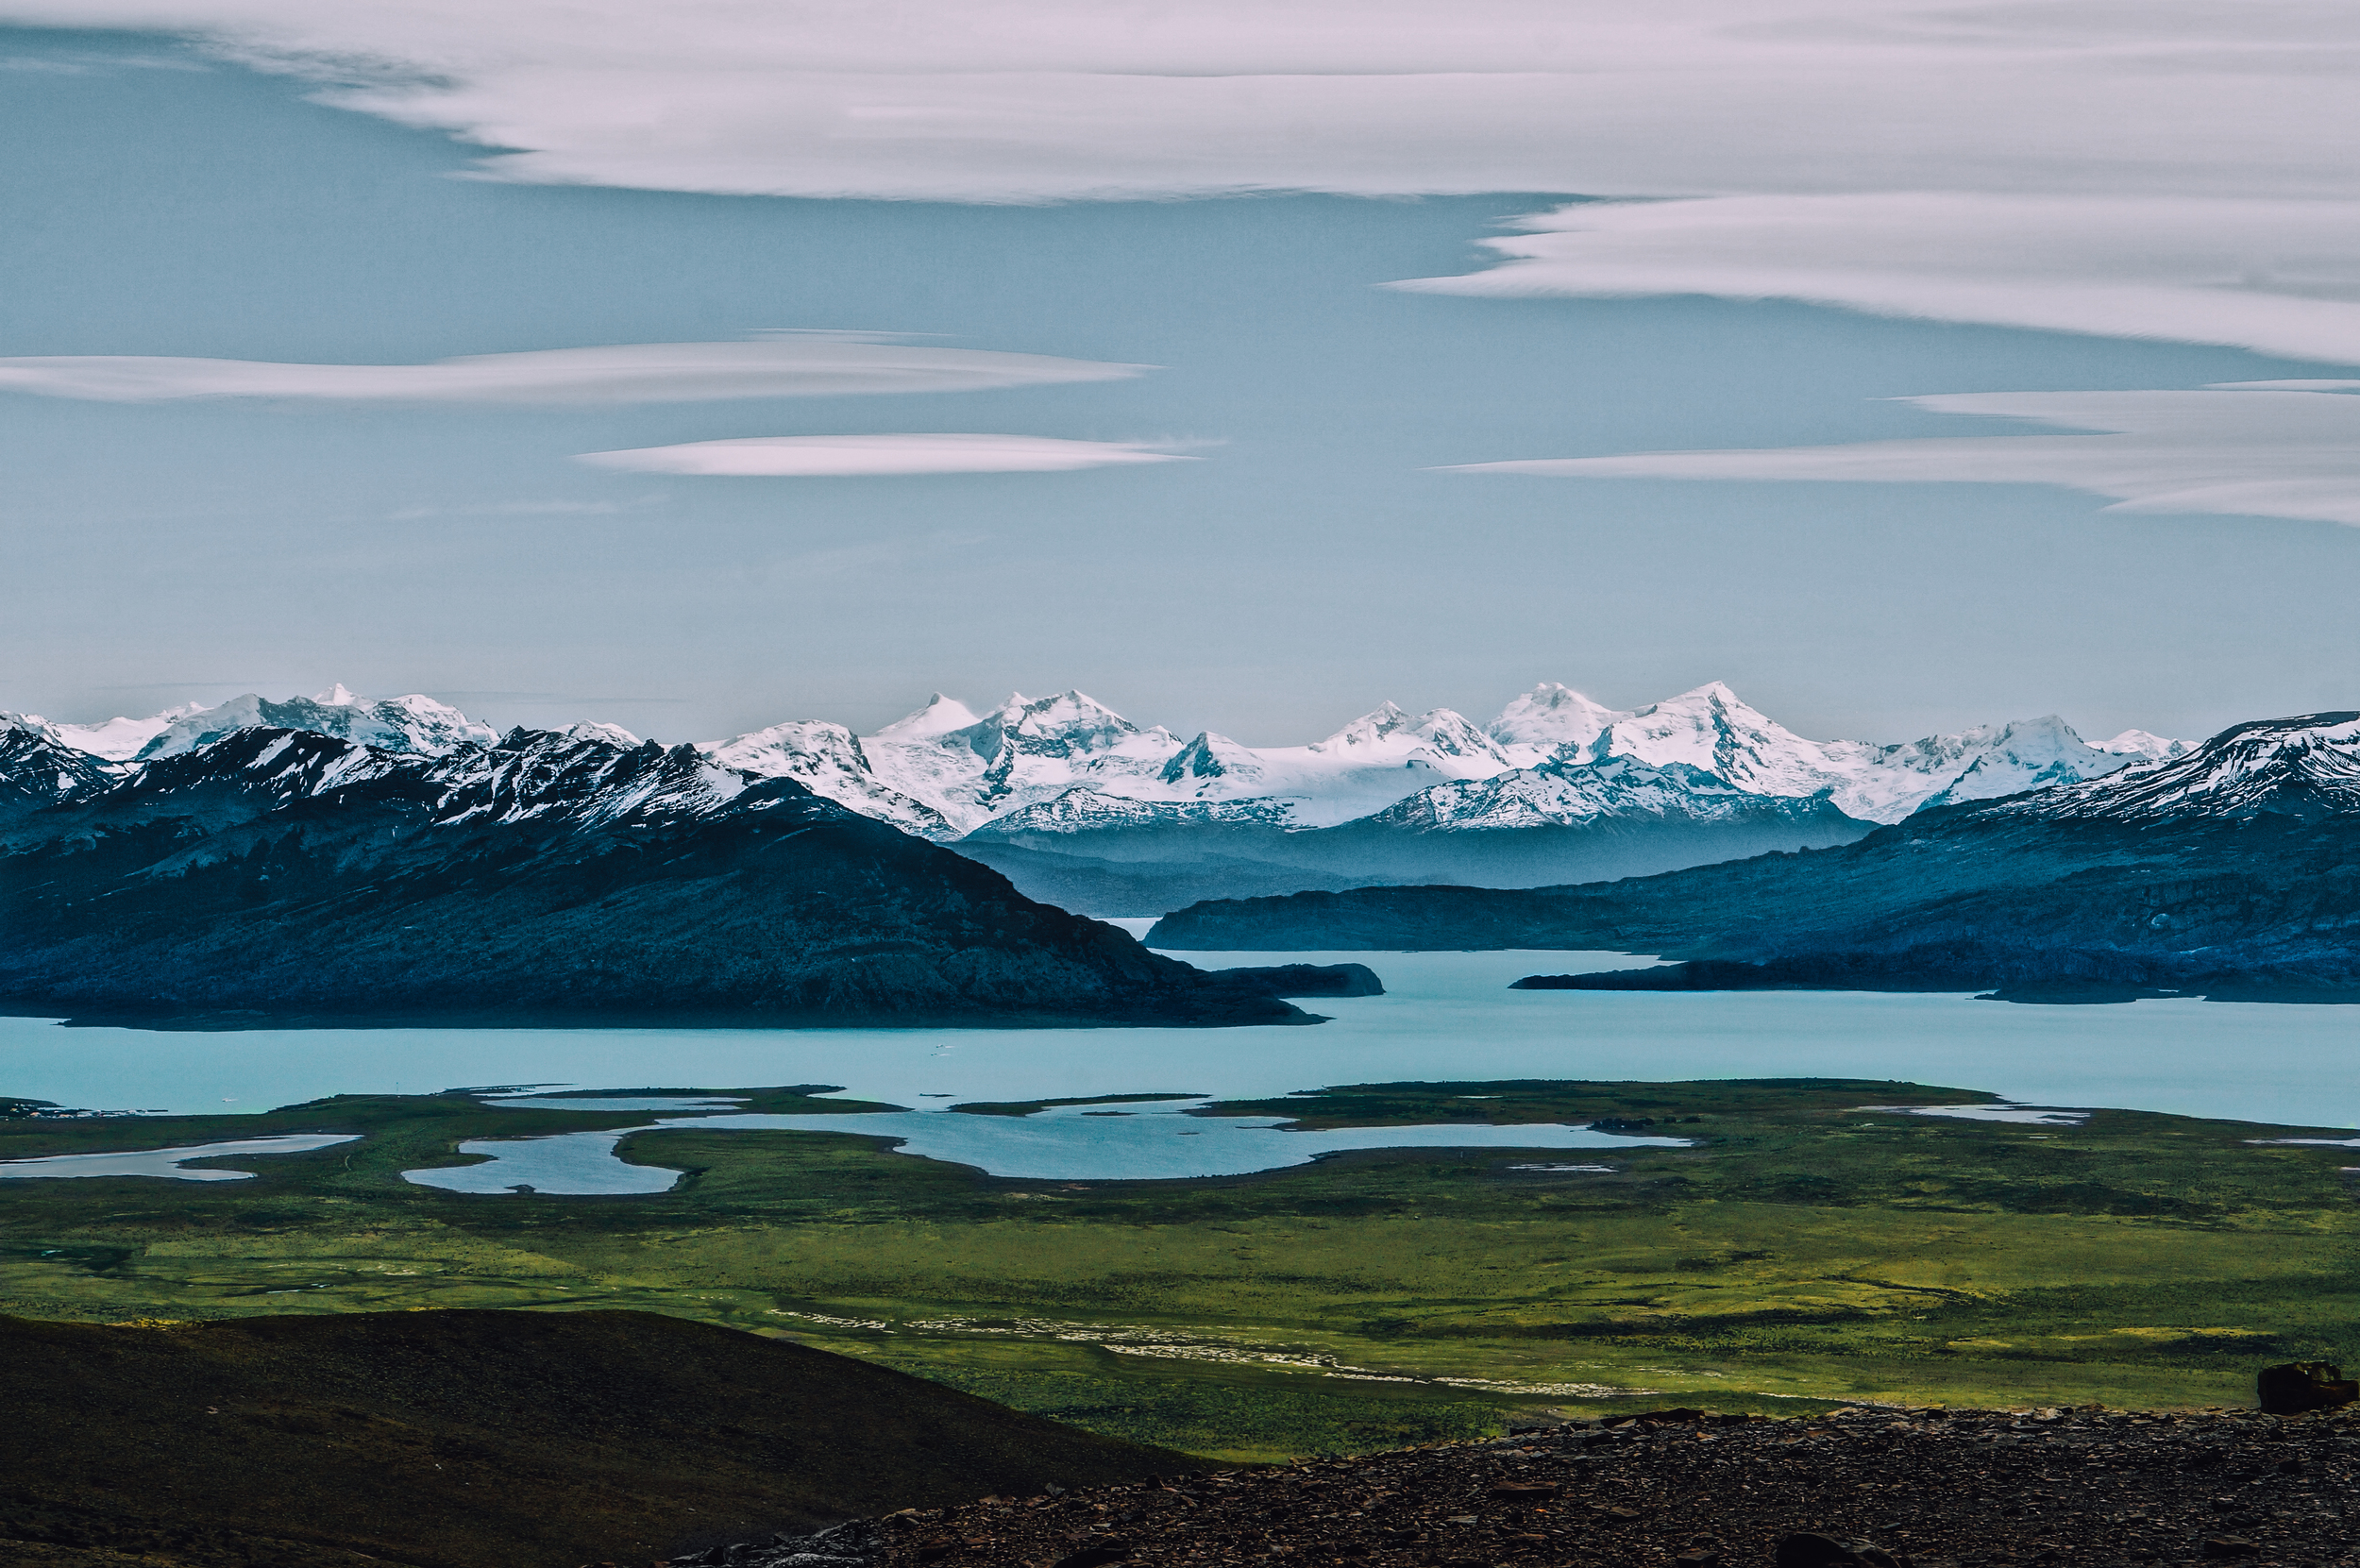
6,1070,2358,1462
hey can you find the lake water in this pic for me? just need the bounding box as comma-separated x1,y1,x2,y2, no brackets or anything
0,1133,361,1181
2,942,2355,1184
409,1098,1690,1191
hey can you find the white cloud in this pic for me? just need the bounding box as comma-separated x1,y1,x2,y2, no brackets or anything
575,433,1195,477
0,339,1148,404
1442,387,2360,528
15,1,2359,357
1398,194,2360,365
7,1,2349,202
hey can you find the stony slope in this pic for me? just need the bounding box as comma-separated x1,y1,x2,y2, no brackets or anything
0,726,1306,1027
701,1404,2360,1568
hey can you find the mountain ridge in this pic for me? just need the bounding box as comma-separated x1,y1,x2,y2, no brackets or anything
10,681,2190,915
0,724,1309,1028
1144,711,2360,1000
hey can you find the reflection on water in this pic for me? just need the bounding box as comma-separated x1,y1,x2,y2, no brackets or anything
398,1100,1688,1193
3,946,2357,1131
0,1133,360,1182
406,1127,680,1195
487,1095,749,1112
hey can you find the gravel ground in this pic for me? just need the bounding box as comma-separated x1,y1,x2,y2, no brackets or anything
676,1405,2360,1568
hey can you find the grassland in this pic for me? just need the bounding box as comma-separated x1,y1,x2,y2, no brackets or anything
5,1076,2357,1461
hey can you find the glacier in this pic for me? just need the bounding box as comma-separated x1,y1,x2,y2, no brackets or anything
722,680,2181,842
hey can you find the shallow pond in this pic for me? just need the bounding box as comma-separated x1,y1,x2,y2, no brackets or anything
405,1098,1689,1192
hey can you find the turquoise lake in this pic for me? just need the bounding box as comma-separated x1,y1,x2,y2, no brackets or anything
3,941,2353,1144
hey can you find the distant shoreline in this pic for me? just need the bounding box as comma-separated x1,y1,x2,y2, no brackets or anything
1509,962,2360,1005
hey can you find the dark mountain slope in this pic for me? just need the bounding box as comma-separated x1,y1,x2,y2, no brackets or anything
1147,714,2360,999
0,1308,1194,1568
0,724,118,820
0,727,1306,1027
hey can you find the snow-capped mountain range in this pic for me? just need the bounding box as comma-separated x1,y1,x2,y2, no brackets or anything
1989,711,2360,825
737,680,2184,839
2,684,497,763
7,679,2191,843
0,721,1300,1029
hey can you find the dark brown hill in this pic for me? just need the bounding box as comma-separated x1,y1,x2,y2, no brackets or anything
0,1309,1195,1568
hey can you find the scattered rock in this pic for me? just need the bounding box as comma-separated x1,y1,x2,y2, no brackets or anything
2200,1538,2262,1559
682,1520,888,1568
1776,1533,1898,1568
2256,1361,2357,1414
1050,1543,1133,1568
1485,1481,1560,1501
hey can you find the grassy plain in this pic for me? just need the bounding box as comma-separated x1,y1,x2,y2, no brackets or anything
4,1077,2357,1461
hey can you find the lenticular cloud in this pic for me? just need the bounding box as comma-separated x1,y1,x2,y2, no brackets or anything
12,0,2360,360
9,0,2351,203
1444,388,2360,529
576,434,1193,477
0,340,1148,405
1399,194,2360,367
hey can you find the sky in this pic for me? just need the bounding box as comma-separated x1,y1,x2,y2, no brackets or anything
3,5,2357,749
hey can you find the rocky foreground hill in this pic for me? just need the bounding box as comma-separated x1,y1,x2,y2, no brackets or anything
696,1403,2360,1568
0,1309,1191,1568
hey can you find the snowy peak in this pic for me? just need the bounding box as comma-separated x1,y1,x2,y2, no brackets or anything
28,677,2202,848
1999,711,2360,823
0,724,120,815
443,726,751,827
1584,682,1833,796
1312,703,1508,767
1488,682,1625,761
1,711,59,743
869,692,981,743
700,717,952,838
976,689,1143,756
670,682,2198,840
1913,715,2136,812
966,787,1295,837
1160,730,1263,789
99,722,805,836
35,702,206,762
126,689,499,761
2097,729,2193,763
1367,750,1863,834
554,720,645,749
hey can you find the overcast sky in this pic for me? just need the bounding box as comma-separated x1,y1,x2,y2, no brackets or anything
4,6,2357,747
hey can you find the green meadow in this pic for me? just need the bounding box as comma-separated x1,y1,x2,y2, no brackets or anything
4,1077,2357,1462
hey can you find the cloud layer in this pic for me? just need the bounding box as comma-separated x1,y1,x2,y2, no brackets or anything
12,2,2353,362
8,1,2350,203
576,434,1192,477
1401,194,2360,366
0,340,1147,404
1445,387,2360,528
